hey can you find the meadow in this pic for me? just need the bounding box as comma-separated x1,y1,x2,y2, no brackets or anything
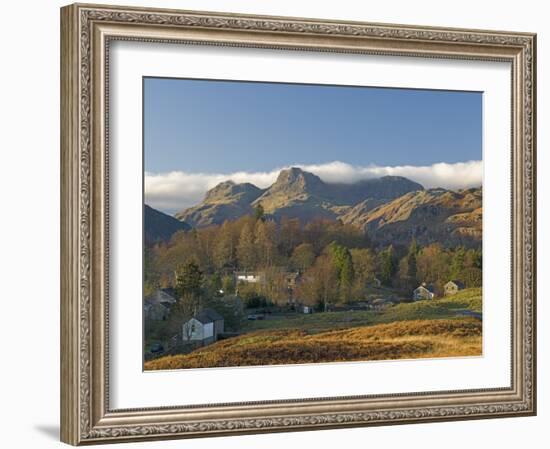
144,288,482,370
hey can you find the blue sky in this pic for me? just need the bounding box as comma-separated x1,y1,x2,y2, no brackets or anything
143,77,482,213
144,77,481,173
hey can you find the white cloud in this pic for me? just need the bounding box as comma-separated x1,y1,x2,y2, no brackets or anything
145,160,482,214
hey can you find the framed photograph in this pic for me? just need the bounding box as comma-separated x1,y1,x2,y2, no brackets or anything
60,3,536,445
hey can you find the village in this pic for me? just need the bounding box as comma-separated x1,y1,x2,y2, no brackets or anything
143,210,483,367
144,267,475,360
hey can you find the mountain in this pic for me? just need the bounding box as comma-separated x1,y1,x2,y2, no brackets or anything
170,167,481,247
251,167,424,221
324,176,425,205
174,181,264,227
342,187,482,247
144,204,191,243
251,168,337,221
174,167,425,226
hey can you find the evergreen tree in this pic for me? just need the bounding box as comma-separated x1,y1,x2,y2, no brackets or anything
209,272,222,296
379,245,397,286
175,261,204,298
327,242,354,301
221,274,235,294
254,204,265,221
406,238,419,281
450,246,466,279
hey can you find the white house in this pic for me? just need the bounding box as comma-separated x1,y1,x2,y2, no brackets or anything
234,271,264,284
182,308,224,345
412,283,435,301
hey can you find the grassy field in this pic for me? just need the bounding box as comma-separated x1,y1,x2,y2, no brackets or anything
144,288,482,370
243,288,482,333
144,317,481,370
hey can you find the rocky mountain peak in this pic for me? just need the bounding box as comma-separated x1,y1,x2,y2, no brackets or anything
204,180,262,203
273,167,324,192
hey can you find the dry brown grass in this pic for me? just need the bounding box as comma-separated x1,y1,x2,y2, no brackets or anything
144,318,481,370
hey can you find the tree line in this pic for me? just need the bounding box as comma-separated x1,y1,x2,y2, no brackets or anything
145,210,482,312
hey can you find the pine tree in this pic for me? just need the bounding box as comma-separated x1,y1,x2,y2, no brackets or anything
379,245,397,286
406,238,419,281
327,242,354,302
450,246,466,279
175,261,204,298
254,203,265,221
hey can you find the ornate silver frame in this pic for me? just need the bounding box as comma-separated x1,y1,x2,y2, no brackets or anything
60,3,536,445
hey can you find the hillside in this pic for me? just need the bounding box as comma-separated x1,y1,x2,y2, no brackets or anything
144,204,190,243
341,187,482,247
144,317,481,370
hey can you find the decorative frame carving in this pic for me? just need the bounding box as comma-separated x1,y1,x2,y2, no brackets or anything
60,3,536,445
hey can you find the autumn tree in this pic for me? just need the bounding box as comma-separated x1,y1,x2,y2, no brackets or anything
255,219,277,268
290,242,316,272
236,219,256,270
213,221,237,271
350,248,376,283
279,216,302,257
297,254,338,311
261,267,291,305
349,248,377,299
416,243,451,290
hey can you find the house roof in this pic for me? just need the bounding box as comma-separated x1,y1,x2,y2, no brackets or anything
446,280,465,289
193,308,224,324
144,302,170,315
161,287,178,298
144,288,177,306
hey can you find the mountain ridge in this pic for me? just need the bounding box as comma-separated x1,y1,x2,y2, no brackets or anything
175,167,425,226
144,204,191,243
164,167,481,247
345,187,482,247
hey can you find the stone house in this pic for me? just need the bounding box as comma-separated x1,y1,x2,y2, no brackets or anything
444,280,466,296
